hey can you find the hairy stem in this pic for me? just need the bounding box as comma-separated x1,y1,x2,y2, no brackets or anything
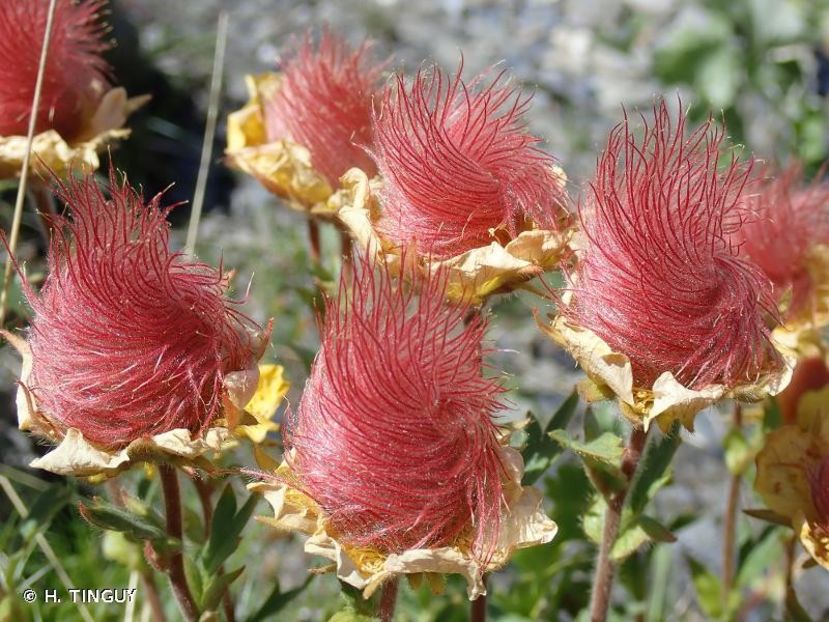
589,425,649,622
722,402,743,607
159,465,198,622
378,578,399,622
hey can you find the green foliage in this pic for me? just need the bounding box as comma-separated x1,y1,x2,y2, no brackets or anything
521,390,580,485
201,484,259,574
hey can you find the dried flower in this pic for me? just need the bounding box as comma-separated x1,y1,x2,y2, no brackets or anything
262,28,382,186
252,255,556,597
18,169,264,448
372,62,567,259
0,0,109,139
562,100,781,390
737,161,829,324
755,385,829,569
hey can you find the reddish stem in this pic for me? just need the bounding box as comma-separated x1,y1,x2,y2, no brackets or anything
378,578,399,622
159,465,198,622
589,425,649,622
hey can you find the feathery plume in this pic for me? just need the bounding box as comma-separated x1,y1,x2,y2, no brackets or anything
284,256,507,558
562,99,780,389
372,61,567,259
263,28,383,185
0,0,110,139
22,169,261,447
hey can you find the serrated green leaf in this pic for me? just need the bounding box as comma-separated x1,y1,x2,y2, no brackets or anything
247,575,313,622
202,488,258,573
628,424,681,515
521,391,579,485
611,518,651,561
200,566,244,613
687,556,722,619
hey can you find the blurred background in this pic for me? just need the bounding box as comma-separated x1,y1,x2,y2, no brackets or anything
1,0,829,620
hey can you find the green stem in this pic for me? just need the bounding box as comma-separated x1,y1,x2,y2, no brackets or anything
589,425,649,622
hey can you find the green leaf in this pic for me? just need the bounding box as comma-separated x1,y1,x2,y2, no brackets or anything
247,575,314,622
201,486,258,573
637,516,676,544
19,484,71,542
543,464,593,542
696,44,742,108
742,508,790,527
628,424,681,515
723,428,752,475
612,522,651,561
583,406,602,442
200,566,244,612
549,430,624,466
78,500,169,543
521,391,579,485
687,556,722,619
762,397,782,432
736,525,783,589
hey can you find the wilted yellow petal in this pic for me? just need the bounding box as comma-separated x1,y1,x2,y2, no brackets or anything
249,446,556,600
0,88,146,180
334,168,571,305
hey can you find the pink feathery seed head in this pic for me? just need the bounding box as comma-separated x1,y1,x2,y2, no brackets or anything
737,160,829,317
262,28,383,185
0,0,111,139
563,98,781,389
283,254,508,560
24,168,261,447
372,60,568,260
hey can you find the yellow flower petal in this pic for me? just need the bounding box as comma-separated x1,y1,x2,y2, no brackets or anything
225,73,333,210
234,364,290,444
